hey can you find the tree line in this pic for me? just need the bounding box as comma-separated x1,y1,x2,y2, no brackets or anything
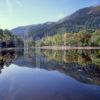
35,30,100,47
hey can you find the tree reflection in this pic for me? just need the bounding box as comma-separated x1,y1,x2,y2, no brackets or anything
43,50,100,66
0,49,23,73
38,49,100,85
0,48,99,85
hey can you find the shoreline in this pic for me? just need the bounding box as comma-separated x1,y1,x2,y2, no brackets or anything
0,47,24,52
0,46,100,51
37,46,100,50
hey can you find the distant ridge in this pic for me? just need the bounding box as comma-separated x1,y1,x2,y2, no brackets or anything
12,5,100,40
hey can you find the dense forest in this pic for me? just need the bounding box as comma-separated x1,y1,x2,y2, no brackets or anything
31,30,100,47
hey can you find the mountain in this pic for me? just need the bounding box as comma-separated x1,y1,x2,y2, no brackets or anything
12,5,100,40
12,22,56,39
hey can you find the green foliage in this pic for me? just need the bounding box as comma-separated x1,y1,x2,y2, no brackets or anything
0,29,24,48
28,40,35,47
54,34,63,45
90,30,100,46
35,30,99,47
0,29,14,41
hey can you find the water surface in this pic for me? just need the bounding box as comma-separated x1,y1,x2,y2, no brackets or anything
0,49,100,100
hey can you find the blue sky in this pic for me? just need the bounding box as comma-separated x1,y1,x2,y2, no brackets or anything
0,0,100,29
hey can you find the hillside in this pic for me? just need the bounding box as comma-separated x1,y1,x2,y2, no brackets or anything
12,5,100,40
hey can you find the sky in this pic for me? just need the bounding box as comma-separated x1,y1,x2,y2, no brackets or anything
0,0,100,29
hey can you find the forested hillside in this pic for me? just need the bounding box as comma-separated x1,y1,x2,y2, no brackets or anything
12,5,100,41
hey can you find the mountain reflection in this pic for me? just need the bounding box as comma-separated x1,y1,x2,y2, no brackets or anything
0,49,100,85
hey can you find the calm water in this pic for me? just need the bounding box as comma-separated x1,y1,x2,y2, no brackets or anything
0,49,100,100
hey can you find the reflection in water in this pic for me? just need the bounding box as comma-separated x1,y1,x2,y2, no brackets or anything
0,49,100,100
0,49,23,73
43,50,100,66
32,49,100,85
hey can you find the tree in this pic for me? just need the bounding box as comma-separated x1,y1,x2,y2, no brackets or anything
74,30,91,46
90,30,100,46
53,34,63,45
0,29,3,40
